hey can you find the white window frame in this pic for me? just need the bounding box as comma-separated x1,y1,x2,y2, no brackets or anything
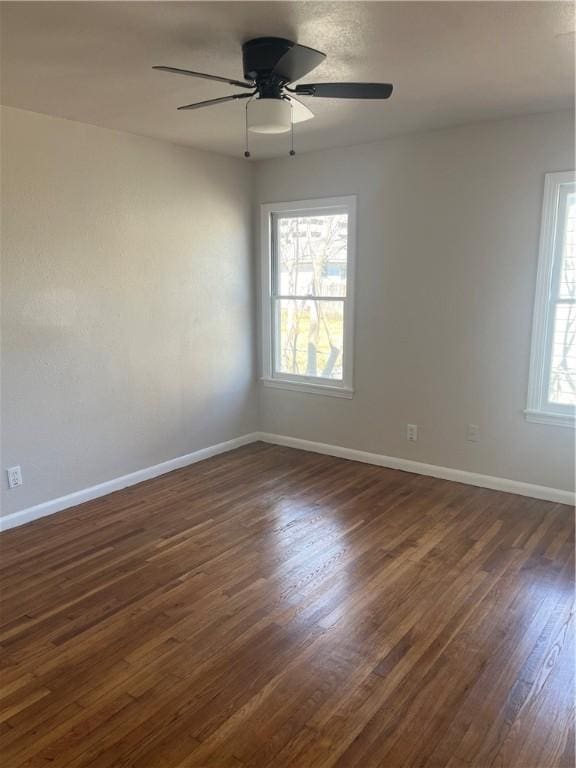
526,170,576,427
260,195,356,398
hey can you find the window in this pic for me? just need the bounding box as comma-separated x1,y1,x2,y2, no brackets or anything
260,196,356,397
526,171,576,427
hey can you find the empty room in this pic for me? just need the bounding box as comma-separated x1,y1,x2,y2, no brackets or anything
0,1,574,766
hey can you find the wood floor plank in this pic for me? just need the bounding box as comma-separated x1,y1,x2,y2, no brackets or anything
0,443,573,767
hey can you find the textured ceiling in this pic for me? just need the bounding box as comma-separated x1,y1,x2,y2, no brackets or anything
0,1,574,159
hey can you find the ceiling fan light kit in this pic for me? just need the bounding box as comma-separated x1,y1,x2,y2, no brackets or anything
153,36,393,158
248,98,292,134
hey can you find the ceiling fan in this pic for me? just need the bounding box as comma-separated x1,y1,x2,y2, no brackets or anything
153,37,393,156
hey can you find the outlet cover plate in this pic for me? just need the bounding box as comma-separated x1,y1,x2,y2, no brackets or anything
7,466,23,489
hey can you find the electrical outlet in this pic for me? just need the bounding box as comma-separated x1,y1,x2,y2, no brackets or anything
406,424,418,442
7,466,22,489
467,424,480,442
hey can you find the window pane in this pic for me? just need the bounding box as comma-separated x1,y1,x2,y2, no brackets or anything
275,213,348,297
559,192,576,300
549,302,576,405
275,299,344,380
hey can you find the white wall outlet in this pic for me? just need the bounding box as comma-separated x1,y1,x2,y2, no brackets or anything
467,424,480,442
406,424,418,442
7,466,23,489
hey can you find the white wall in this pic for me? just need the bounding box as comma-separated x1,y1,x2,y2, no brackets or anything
1,106,257,516
2,107,573,519
256,110,575,493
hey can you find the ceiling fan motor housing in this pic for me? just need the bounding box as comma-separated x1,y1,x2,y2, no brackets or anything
242,37,294,93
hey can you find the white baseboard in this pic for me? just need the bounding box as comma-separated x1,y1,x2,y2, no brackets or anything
256,432,575,506
0,433,260,532
2,430,572,532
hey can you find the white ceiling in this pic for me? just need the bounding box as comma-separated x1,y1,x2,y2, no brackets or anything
1,1,574,159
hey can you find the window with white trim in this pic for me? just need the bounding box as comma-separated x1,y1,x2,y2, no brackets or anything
261,196,356,397
526,171,576,427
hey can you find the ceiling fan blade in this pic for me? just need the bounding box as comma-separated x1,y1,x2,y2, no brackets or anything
177,93,254,111
294,82,393,99
153,66,254,89
286,96,314,123
271,43,326,83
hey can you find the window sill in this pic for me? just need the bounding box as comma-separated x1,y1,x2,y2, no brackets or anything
524,409,576,428
261,377,354,399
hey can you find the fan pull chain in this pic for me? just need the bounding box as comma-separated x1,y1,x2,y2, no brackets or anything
289,103,296,156
244,101,251,158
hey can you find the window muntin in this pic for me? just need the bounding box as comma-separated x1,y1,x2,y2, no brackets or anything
261,197,355,395
527,172,576,426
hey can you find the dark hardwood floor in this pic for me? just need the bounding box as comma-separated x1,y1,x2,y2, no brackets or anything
0,442,574,767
